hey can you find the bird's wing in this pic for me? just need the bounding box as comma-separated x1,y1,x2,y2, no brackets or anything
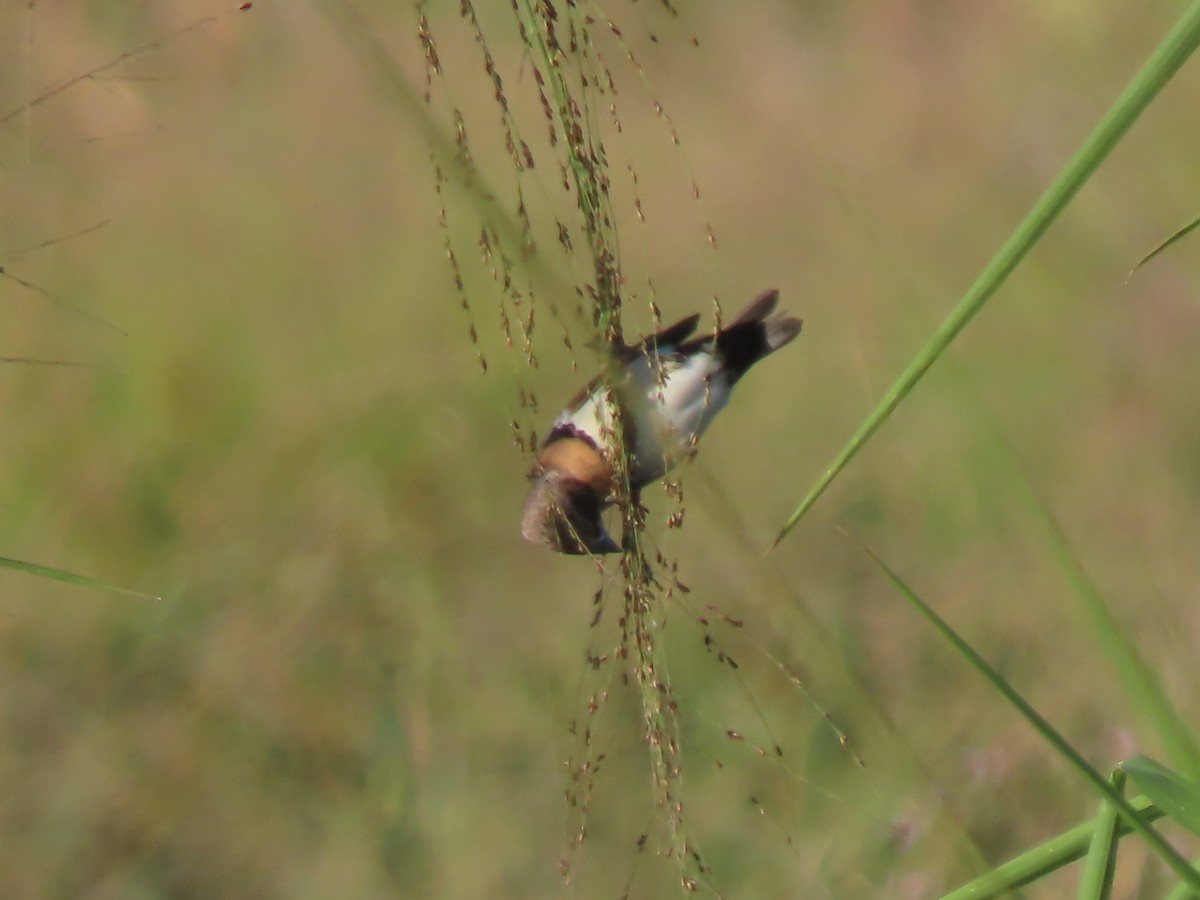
616,313,701,361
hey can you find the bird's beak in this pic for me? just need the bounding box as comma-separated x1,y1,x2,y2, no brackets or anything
522,470,621,555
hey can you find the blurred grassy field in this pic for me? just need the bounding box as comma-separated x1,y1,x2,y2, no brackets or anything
2,2,1199,897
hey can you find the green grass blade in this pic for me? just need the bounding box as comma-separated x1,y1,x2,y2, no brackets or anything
959,425,1200,779
1032,499,1200,780
940,795,1161,900
1129,213,1200,277
850,535,1200,893
771,2,1200,549
0,554,159,600
1165,857,1200,900
1123,756,1200,837
1076,770,1126,900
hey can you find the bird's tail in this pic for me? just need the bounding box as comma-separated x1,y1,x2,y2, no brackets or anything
715,289,802,381
731,288,801,348
762,311,802,353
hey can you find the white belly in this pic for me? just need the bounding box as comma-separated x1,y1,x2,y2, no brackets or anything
557,351,730,488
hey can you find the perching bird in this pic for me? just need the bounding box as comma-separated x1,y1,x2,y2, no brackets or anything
521,288,801,555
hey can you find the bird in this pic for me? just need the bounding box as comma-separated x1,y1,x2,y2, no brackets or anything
521,288,801,555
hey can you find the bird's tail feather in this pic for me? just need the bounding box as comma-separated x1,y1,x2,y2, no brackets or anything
730,288,780,327
762,310,802,352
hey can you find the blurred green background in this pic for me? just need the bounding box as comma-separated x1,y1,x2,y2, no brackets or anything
2,2,1199,897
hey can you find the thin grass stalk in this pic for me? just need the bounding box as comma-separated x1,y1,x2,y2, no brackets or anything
1033,502,1200,781
957,430,1200,781
940,796,1161,900
1075,770,1126,900
850,535,1200,892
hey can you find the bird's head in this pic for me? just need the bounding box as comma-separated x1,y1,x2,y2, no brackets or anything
521,466,620,555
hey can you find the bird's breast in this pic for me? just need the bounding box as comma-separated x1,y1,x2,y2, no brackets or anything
552,350,731,488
